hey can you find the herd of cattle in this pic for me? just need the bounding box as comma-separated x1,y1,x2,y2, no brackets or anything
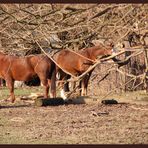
0,41,127,103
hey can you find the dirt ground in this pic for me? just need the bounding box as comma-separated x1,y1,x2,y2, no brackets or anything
0,89,148,144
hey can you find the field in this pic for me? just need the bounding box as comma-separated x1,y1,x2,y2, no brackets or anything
0,86,148,144
0,3,147,145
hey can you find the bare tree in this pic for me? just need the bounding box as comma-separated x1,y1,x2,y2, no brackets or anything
0,4,147,95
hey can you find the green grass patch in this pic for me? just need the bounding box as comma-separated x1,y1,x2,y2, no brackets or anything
0,86,44,100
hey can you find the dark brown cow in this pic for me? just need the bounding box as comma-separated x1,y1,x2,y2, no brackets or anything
0,52,56,103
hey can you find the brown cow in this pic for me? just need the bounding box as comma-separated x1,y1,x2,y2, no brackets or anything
54,43,115,100
0,52,56,103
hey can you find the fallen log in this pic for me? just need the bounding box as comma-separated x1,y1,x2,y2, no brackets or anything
34,97,65,107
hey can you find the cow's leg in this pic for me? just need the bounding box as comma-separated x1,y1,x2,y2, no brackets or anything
60,80,68,100
81,71,93,96
0,78,1,87
6,77,15,103
79,80,82,96
40,78,49,99
81,78,87,96
49,68,56,98
58,73,69,100
63,74,71,92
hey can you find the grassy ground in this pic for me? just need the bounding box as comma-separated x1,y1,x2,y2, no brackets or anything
0,86,43,100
